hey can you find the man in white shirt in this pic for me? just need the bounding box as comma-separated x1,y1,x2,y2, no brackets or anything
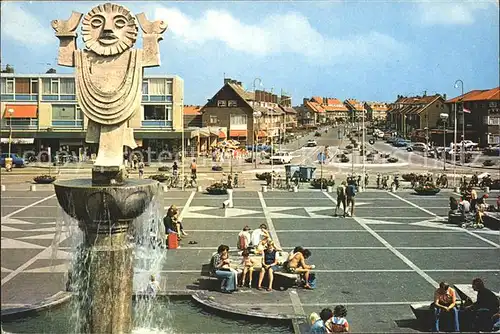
250,223,269,247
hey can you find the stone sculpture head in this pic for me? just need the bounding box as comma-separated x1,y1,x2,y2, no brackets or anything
81,3,138,56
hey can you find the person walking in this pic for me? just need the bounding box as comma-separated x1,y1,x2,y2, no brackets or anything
335,181,347,218
346,181,357,217
138,160,145,179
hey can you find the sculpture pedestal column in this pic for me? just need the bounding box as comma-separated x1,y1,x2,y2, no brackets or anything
83,230,134,333
54,179,159,334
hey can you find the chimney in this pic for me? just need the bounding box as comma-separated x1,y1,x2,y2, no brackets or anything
443,94,447,101
423,90,427,97
303,98,309,105
237,81,242,86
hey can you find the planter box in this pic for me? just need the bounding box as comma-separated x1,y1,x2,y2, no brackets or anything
33,176,56,184
206,188,228,195
414,188,441,195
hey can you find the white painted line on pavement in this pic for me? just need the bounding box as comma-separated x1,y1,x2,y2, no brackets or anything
3,194,56,219
388,192,500,248
323,192,438,288
258,191,305,317
178,191,195,221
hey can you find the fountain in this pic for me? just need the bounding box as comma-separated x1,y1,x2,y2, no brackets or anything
51,3,167,333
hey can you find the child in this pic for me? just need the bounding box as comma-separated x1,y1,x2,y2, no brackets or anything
237,226,251,250
146,274,160,298
325,304,350,332
239,249,254,287
220,252,231,269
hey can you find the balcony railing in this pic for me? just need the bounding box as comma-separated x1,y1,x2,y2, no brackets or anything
2,119,38,129
42,94,76,101
141,120,173,128
52,120,83,127
142,95,173,102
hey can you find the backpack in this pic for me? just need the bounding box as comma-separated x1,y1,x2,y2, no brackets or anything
307,273,317,289
346,184,356,197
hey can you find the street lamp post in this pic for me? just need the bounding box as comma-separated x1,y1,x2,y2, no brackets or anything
361,108,366,191
253,111,262,169
252,78,263,168
5,108,14,171
454,80,465,165
181,101,185,191
440,113,449,171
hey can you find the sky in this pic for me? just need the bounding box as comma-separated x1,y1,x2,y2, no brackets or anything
1,0,499,106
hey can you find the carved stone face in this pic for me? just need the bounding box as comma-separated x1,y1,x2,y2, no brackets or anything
81,3,138,56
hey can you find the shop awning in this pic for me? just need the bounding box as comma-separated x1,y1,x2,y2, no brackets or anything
4,105,38,118
229,130,247,137
0,138,35,144
219,130,227,139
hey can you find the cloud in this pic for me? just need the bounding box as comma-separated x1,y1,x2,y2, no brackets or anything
416,0,496,25
1,2,53,47
154,7,407,64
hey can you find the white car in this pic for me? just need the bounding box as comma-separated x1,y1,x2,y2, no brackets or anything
306,140,318,147
456,140,478,150
407,142,429,152
270,152,292,164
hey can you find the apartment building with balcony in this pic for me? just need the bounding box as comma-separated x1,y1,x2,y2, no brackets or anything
445,87,500,146
0,73,186,159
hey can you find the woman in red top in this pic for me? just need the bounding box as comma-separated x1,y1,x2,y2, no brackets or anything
433,282,460,332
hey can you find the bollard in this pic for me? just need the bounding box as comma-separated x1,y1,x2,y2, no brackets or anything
391,184,396,193
293,186,298,193
1,185,5,191
327,186,333,193
197,185,203,192
262,186,268,193
30,185,37,192
162,185,169,192
485,186,490,193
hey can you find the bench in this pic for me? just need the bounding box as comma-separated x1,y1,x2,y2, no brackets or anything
208,251,302,289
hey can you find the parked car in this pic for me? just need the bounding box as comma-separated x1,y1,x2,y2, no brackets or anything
483,145,500,156
393,139,411,147
306,140,318,147
407,142,429,152
270,151,293,164
0,153,25,167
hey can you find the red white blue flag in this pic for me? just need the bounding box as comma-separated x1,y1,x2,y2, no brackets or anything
463,107,471,113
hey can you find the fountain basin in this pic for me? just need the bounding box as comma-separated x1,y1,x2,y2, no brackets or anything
54,179,159,228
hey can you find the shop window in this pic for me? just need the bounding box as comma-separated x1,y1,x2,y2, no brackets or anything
52,105,76,120
14,78,30,94
60,78,75,95
144,105,168,120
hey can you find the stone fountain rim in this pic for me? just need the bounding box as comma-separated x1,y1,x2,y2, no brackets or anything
1,289,303,323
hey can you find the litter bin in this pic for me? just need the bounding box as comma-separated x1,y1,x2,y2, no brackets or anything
299,166,316,182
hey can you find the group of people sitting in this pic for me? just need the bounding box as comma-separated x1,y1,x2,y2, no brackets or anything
209,224,316,293
448,190,493,228
309,305,350,333
432,278,499,332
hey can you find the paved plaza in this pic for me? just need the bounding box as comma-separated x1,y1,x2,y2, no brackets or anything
1,185,499,332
